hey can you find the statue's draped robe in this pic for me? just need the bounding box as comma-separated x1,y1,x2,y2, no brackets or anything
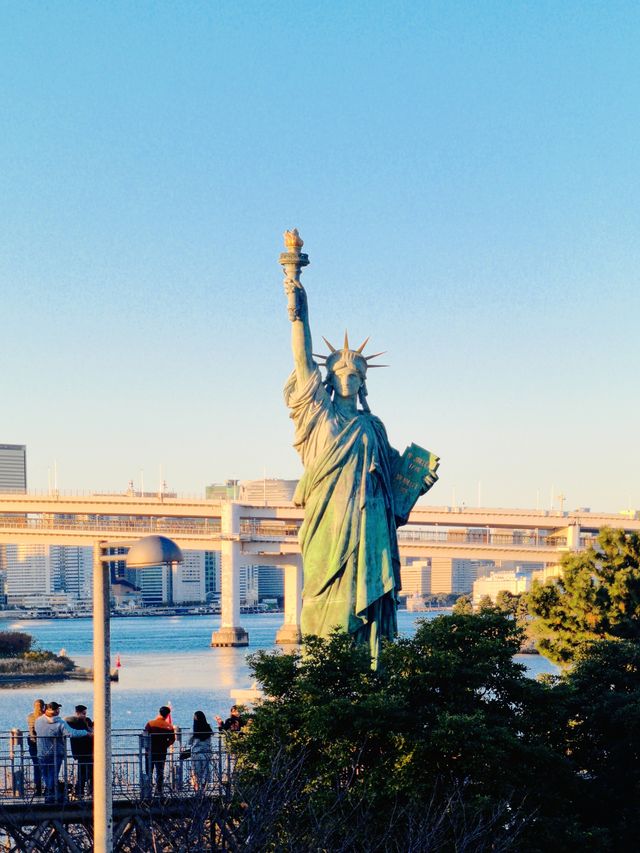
285,367,401,660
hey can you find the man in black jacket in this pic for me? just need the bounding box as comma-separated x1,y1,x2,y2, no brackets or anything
65,705,93,799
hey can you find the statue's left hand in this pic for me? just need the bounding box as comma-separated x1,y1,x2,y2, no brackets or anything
421,464,440,495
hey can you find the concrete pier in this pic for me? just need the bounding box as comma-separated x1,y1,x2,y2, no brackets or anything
211,502,249,647
275,557,303,645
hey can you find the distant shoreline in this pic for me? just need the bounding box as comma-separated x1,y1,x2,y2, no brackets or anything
3,605,455,621
0,666,92,686
2,607,286,621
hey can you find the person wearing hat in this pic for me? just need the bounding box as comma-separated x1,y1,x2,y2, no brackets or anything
65,704,94,799
34,701,91,803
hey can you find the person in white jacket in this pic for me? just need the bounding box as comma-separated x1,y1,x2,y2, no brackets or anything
34,701,91,802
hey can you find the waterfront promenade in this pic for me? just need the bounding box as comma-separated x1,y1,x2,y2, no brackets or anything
0,728,232,803
0,728,233,852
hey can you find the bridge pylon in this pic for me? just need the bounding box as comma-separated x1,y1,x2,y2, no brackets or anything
211,501,249,647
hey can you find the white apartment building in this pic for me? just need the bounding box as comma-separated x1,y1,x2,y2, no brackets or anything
240,565,258,607
472,570,531,604
173,550,206,604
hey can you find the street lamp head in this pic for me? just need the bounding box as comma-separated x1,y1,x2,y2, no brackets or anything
126,535,184,568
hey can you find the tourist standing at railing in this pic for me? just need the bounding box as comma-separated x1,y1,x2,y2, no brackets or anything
26,698,45,796
143,706,175,795
215,705,244,733
34,702,91,803
189,711,213,790
65,705,93,800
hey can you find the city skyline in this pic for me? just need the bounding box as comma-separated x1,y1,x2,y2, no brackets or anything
2,4,639,512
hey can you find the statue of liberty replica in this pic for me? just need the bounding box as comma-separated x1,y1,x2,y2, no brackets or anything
280,230,440,664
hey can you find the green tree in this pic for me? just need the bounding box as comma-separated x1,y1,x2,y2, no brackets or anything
527,528,640,665
233,614,578,851
557,639,640,848
495,589,518,616
452,593,473,614
0,631,32,657
477,593,495,612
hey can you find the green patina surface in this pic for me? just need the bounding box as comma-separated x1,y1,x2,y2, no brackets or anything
280,231,439,664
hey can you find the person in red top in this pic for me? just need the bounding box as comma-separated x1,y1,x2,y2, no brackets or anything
143,706,175,795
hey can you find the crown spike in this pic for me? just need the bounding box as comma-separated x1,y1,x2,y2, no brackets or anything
367,364,389,368
343,330,350,350
364,351,387,361
356,336,370,353
322,336,337,353
312,353,328,361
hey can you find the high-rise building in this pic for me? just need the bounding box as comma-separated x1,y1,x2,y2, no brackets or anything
0,445,26,492
239,479,298,504
173,550,206,603
119,547,206,605
430,557,495,595
5,544,93,605
5,545,54,605
133,565,167,605
239,565,258,606
430,557,454,594
400,559,431,596
254,565,284,604
204,551,220,599
51,546,93,600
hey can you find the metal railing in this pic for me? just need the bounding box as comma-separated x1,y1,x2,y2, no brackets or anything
0,514,597,552
1,728,234,803
0,516,222,537
239,519,300,539
397,529,577,548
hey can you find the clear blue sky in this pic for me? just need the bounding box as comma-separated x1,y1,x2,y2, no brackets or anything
1,2,638,511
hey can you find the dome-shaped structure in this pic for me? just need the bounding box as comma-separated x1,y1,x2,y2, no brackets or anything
126,535,184,568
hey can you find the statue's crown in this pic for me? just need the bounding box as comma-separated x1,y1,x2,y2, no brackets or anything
313,332,388,378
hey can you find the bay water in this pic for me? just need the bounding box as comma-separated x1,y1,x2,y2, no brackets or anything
0,612,557,733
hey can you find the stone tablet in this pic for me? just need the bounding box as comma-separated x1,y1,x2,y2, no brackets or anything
392,443,440,523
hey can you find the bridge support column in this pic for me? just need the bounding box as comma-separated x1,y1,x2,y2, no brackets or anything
212,502,249,647
276,557,303,645
567,523,581,550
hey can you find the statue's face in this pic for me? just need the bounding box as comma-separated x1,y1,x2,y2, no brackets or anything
332,365,363,398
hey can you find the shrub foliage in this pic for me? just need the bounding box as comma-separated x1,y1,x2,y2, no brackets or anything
230,613,638,851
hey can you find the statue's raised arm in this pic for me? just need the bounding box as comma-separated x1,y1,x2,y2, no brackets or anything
280,229,314,386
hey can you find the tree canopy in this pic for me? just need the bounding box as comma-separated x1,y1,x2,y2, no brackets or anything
527,527,640,665
0,631,33,657
231,614,587,851
222,531,640,851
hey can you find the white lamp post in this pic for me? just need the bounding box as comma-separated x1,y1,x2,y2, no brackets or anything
93,535,183,853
